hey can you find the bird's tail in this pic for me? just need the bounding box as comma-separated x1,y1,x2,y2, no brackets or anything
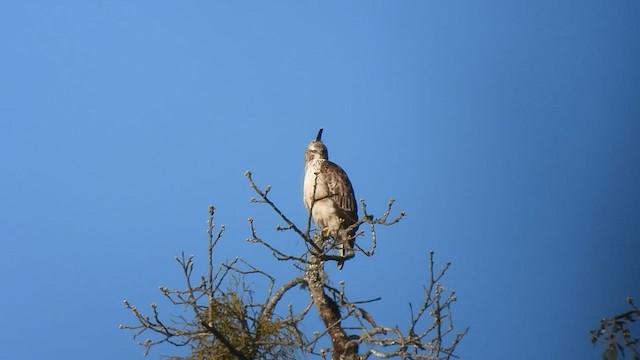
336,228,355,270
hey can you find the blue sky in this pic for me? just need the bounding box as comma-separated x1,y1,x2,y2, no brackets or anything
1,1,639,359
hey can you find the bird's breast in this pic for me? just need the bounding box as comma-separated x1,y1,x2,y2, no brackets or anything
303,159,328,210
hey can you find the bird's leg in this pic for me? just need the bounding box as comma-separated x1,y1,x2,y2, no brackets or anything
319,227,336,254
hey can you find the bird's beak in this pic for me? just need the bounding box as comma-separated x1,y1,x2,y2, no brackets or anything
315,128,324,142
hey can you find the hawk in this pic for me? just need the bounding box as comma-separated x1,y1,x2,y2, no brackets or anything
303,129,358,269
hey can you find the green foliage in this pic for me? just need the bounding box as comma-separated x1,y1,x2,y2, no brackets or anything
592,297,640,360
182,291,299,360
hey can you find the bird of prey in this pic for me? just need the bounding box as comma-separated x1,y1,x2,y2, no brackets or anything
303,129,358,269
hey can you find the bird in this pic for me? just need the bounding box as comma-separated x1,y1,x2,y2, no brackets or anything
303,128,359,270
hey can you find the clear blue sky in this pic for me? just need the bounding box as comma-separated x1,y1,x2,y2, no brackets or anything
1,1,639,359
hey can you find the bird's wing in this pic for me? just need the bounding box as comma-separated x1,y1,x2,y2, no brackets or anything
321,161,358,221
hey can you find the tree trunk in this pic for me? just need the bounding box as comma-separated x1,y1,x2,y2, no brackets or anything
306,248,358,359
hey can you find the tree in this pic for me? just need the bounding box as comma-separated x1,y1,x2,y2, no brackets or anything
591,297,640,360
122,170,468,359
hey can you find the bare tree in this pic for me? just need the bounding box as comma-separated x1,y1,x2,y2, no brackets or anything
122,171,468,359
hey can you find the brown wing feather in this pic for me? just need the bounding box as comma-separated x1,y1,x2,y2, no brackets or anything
321,161,358,224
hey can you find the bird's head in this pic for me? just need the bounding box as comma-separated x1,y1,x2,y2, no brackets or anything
305,128,329,162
